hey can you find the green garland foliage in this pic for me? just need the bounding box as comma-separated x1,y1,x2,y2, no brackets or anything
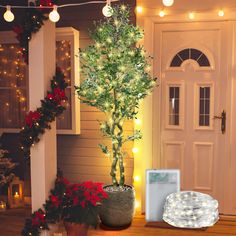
20,67,68,160
13,0,57,63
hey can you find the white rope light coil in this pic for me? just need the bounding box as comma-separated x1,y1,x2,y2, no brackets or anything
163,191,219,228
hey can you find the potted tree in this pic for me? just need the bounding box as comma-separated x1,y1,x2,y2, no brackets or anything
75,5,156,228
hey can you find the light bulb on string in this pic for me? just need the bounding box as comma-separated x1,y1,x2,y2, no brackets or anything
49,5,60,22
162,0,174,7
189,12,195,20
159,10,165,17
218,10,224,17
4,5,14,22
102,0,113,17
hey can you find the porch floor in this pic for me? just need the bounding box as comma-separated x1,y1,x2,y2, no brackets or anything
1,208,236,236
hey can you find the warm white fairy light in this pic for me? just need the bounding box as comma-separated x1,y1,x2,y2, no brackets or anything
159,10,165,17
4,5,14,22
188,12,195,20
49,5,60,22
135,119,141,125
218,10,224,17
136,6,143,14
162,0,174,7
132,147,139,153
163,191,219,228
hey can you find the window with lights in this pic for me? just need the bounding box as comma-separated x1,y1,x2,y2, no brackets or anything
0,27,80,134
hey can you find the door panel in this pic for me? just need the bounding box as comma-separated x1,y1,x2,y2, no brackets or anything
154,22,229,214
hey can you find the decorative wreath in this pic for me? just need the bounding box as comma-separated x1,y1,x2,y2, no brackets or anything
20,67,68,160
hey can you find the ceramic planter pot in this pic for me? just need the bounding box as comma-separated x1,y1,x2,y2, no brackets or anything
64,222,89,236
99,185,135,228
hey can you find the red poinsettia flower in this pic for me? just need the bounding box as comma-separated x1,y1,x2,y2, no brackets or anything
25,111,41,128
40,0,53,6
73,196,79,206
50,195,60,207
32,211,45,226
62,177,70,185
53,88,66,100
47,93,55,100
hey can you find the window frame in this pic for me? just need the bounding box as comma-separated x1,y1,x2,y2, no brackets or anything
56,27,80,135
0,28,80,135
0,31,29,133
165,80,185,130
194,82,214,131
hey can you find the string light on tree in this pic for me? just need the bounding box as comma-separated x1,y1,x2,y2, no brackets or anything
136,6,143,14
49,5,60,22
4,5,14,22
132,147,139,154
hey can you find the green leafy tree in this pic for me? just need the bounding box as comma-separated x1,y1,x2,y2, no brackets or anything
76,5,156,186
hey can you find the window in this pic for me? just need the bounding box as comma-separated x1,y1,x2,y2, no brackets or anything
199,87,210,126
194,83,214,130
165,81,184,129
170,48,210,68
0,28,80,134
0,43,27,129
169,87,180,126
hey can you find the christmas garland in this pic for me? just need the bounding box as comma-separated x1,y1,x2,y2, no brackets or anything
13,0,56,64
20,67,68,160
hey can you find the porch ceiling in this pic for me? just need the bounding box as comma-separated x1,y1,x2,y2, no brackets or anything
137,0,236,13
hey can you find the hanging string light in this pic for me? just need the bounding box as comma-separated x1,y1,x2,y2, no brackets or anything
102,0,113,17
49,5,60,22
3,5,14,22
1,0,118,23
162,0,174,7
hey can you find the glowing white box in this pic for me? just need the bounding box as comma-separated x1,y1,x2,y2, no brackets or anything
146,169,180,222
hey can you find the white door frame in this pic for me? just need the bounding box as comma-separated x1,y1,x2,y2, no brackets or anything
137,15,236,214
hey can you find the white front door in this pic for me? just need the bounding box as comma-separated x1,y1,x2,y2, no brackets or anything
153,22,231,214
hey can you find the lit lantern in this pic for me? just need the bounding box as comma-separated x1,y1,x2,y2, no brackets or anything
8,177,24,208
0,201,6,212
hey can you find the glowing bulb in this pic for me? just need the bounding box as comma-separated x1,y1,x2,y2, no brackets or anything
135,200,140,209
49,5,60,22
159,10,165,17
189,12,195,20
102,4,113,17
132,147,139,153
135,119,141,125
4,6,14,22
162,0,174,7
218,10,224,17
134,176,140,182
136,6,143,14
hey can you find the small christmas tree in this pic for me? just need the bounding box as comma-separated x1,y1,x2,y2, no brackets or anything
0,144,17,188
76,5,156,186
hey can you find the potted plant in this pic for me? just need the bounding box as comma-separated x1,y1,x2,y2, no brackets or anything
75,5,156,228
44,173,108,236
62,181,108,236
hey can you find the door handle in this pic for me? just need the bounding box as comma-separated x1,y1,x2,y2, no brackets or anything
213,110,226,134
